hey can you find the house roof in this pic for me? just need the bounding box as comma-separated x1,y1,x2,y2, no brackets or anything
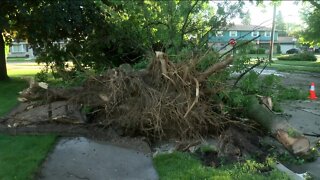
227,25,272,31
278,36,297,43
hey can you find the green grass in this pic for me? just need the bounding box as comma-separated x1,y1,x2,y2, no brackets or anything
153,152,289,180
0,67,57,180
272,60,320,67
247,54,281,60
247,54,268,58
0,134,57,180
7,57,28,61
263,60,320,73
277,87,308,101
8,69,41,77
0,78,28,116
0,64,40,116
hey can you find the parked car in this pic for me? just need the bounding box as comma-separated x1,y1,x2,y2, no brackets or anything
286,48,300,54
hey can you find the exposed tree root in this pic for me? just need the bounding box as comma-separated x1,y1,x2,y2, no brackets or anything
8,52,237,140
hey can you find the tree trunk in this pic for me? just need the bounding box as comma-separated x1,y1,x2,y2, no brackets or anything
0,29,9,81
246,96,310,155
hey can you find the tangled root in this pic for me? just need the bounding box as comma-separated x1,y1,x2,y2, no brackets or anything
17,52,234,140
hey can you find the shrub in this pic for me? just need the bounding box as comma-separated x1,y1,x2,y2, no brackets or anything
257,48,266,54
249,49,256,54
133,59,148,70
248,48,266,54
35,70,49,82
276,44,281,54
277,52,317,61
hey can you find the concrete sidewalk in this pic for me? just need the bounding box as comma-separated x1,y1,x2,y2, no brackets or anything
38,137,158,180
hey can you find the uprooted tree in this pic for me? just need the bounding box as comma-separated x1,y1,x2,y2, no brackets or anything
1,0,312,158
12,52,234,139
4,47,311,156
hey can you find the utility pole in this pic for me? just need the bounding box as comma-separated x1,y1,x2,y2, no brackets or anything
269,4,276,62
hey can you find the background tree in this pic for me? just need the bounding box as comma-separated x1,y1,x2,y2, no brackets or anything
299,1,320,46
241,10,252,25
1,0,245,81
0,1,42,80
27,0,244,76
275,11,287,36
109,0,244,54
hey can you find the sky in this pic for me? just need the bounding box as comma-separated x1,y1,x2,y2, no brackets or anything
232,1,304,27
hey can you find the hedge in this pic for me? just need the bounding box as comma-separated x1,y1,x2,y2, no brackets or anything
277,52,317,61
249,48,266,54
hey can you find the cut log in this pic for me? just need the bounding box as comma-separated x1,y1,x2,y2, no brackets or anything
245,96,310,155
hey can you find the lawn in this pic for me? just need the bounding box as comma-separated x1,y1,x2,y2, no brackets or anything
0,61,42,115
247,54,269,59
272,60,320,67
8,69,41,77
153,152,289,180
0,134,57,180
269,60,320,73
7,57,30,62
0,67,57,180
248,54,281,60
0,78,28,116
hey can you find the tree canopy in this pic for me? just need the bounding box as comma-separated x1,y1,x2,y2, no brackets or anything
275,11,287,36
299,1,320,46
0,0,245,80
0,0,43,80
241,10,251,25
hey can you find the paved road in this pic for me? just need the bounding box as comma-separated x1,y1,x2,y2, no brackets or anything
281,100,320,179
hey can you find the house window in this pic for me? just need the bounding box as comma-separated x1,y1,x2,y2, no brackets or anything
251,31,259,37
216,31,223,37
265,31,271,37
11,44,26,53
229,31,237,37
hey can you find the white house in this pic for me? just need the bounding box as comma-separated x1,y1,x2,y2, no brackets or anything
277,36,297,54
8,40,35,58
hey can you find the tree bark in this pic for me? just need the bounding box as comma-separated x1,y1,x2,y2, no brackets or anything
198,55,233,82
0,29,9,81
246,96,310,155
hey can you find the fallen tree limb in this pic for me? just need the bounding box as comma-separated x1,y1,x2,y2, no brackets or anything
245,96,310,155
198,55,233,82
233,60,264,88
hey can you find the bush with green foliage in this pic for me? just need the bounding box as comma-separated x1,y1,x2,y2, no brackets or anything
132,59,149,70
257,48,266,54
277,52,317,61
249,49,256,54
35,70,49,82
277,44,281,54
249,48,266,54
